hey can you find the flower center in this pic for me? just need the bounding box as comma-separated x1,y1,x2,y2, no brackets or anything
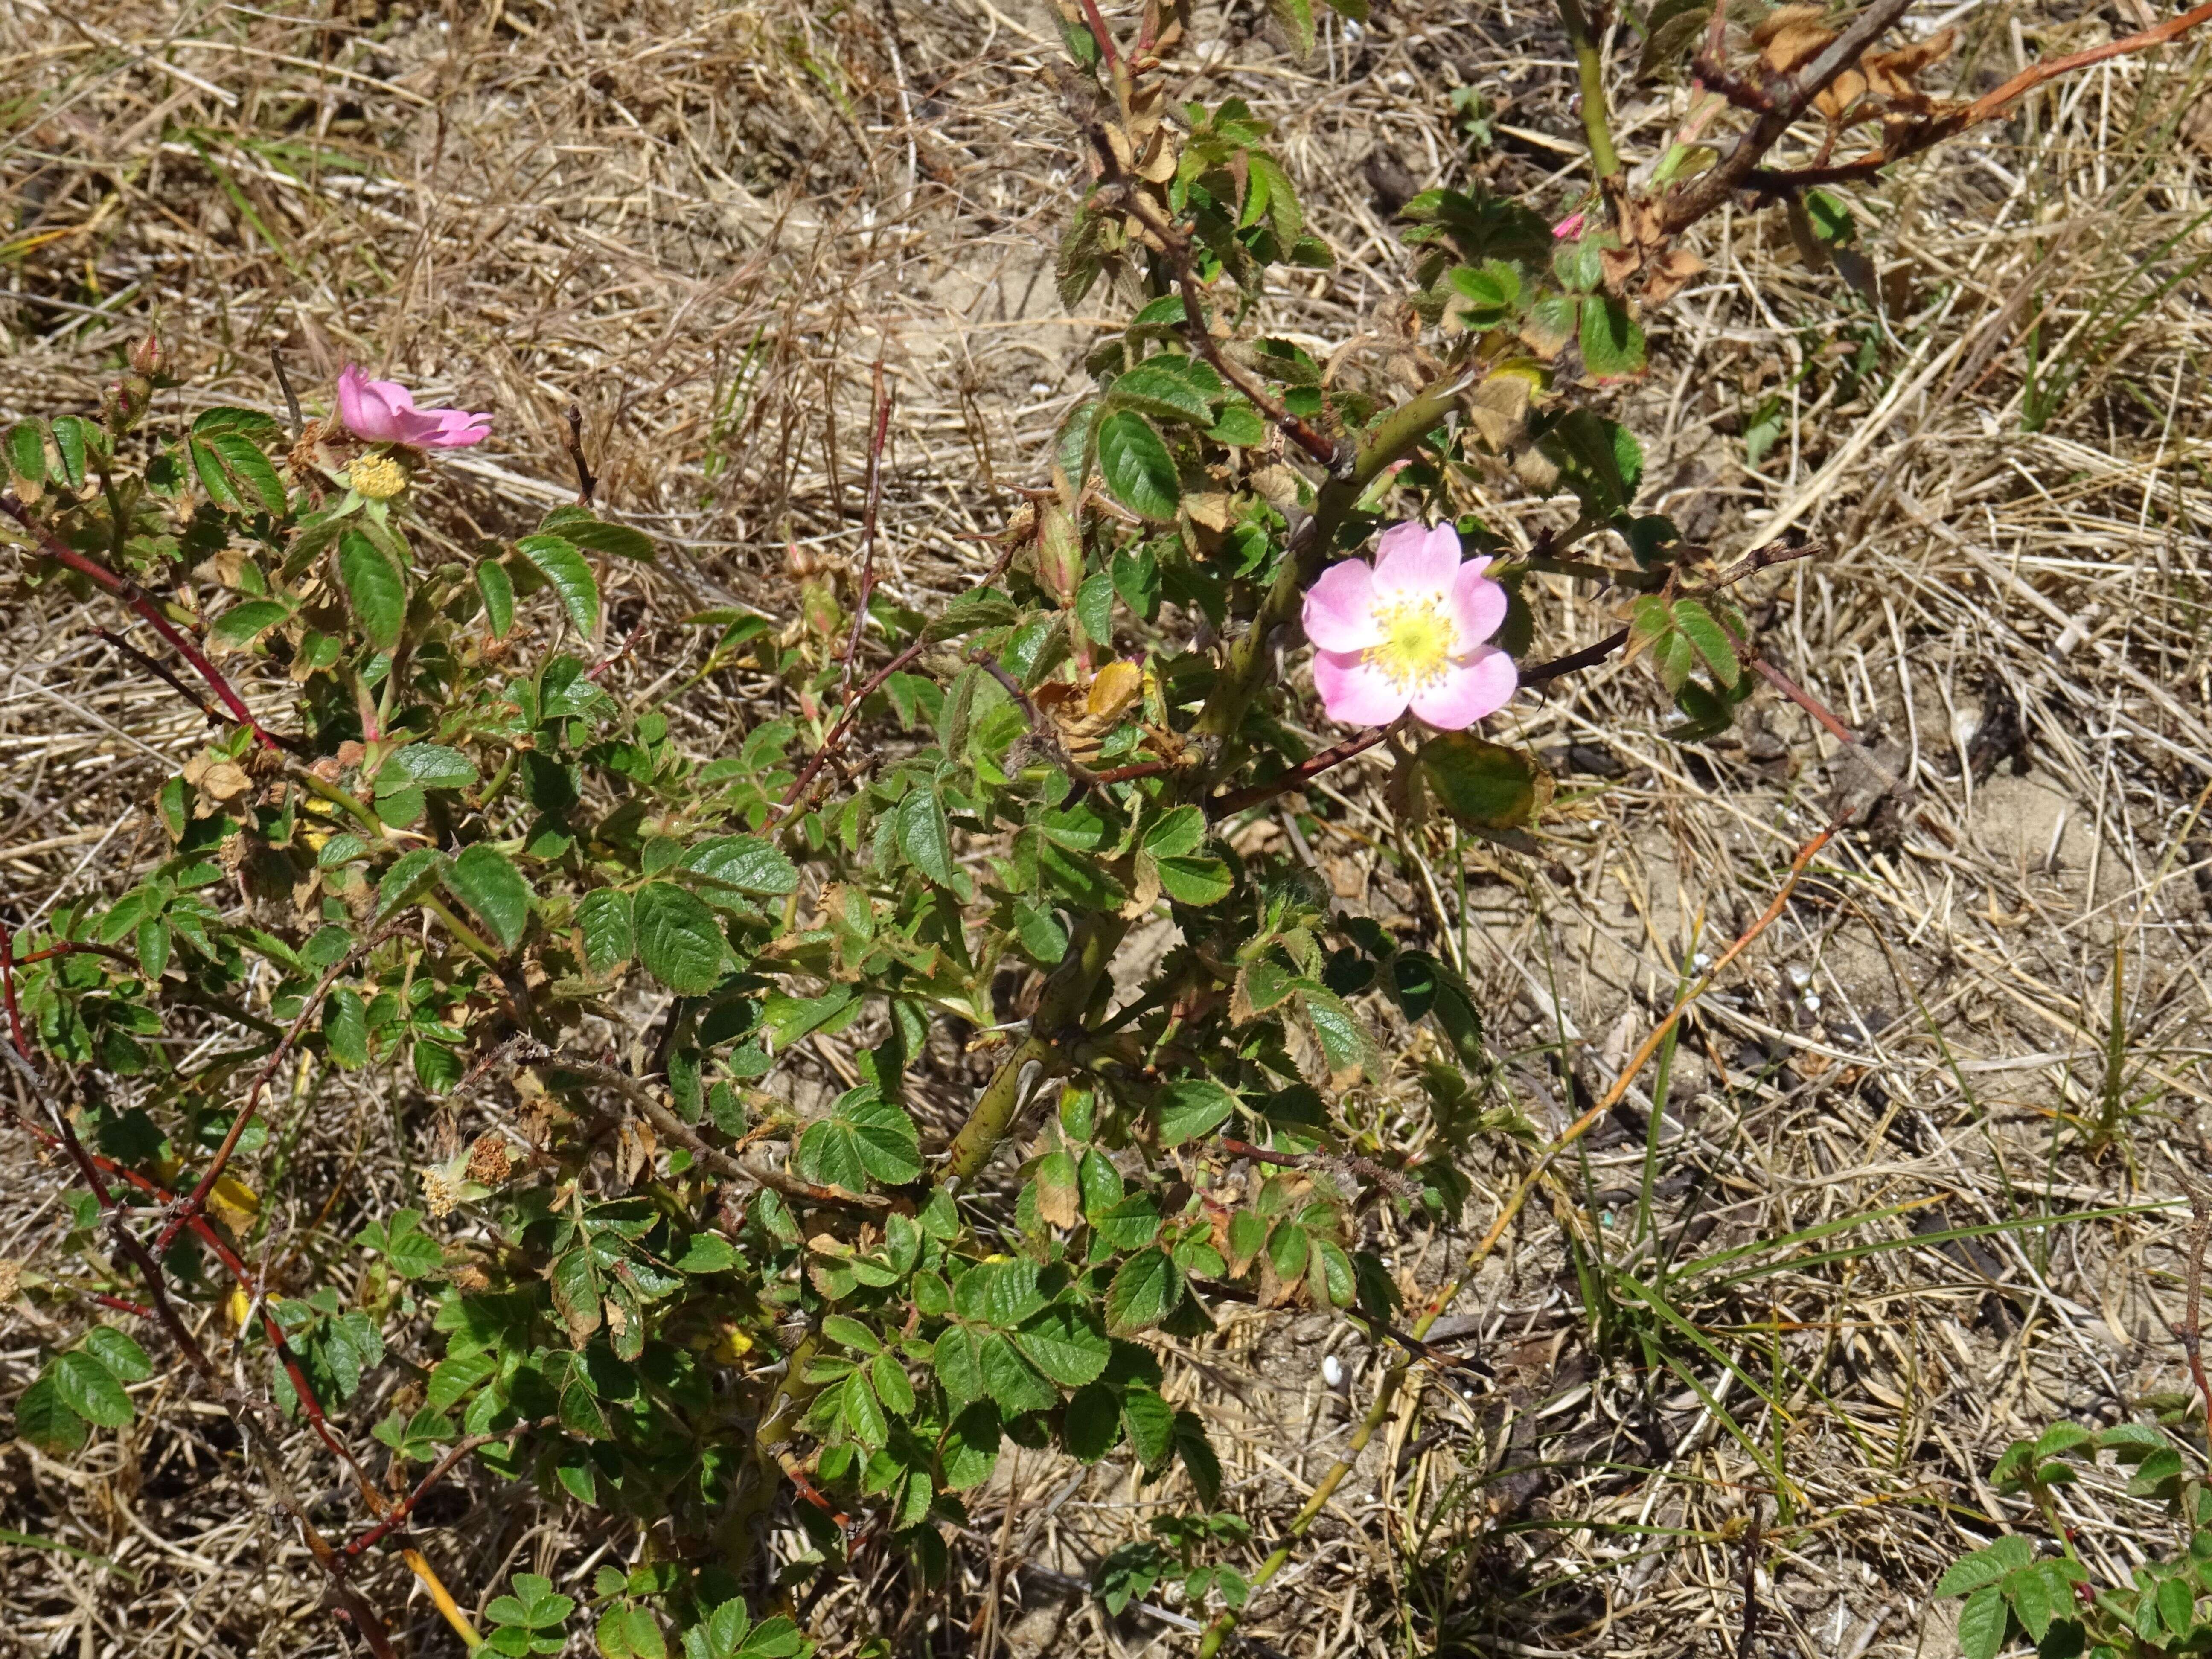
1365,596,1456,690
348,453,407,501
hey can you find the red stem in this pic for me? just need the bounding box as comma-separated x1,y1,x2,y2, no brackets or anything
1208,723,1393,817
0,922,26,1059
2,494,283,752
1077,0,1122,76
771,543,1017,827
155,922,401,1256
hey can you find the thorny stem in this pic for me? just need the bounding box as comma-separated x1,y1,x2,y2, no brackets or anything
1207,722,1394,817
1746,652,1857,745
840,358,894,704
1658,0,1917,234
0,921,27,1058
771,543,1019,827
91,625,227,736
941,912,1127,1186
1114,188,1343,471
155,923,405,1256
1521,625,1630,686
565,401,597,506
2,493,289,753
1075,0,1123,79
0,1041,421,1657
1746,0,2212,189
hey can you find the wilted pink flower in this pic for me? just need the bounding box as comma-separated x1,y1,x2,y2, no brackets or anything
1302,521,1515,730
1552,211,1586,239
336,365,491,448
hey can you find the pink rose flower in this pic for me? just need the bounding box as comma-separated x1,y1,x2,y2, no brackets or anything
335,365,492,448
1301,520,1516,730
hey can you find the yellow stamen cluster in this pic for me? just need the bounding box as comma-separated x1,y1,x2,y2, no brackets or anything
348,452,408,501
1365,595,1457,692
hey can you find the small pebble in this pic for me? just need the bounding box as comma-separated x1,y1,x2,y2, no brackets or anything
1321,1353,1345,1388
1802,993,1822,1015
1692,952,1712,970
1785,963,1813,990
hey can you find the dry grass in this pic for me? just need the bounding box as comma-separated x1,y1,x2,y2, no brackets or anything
4,0,2212,1655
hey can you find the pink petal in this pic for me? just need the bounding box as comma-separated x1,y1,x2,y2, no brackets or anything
1409,647,1518,729
1448,558,1508,651
361,375,420,416
1371,521,1462,604
1313,650,1410,728
335,365,379,438
1303,558,1382,652
336,366,420,444
424,407,492,448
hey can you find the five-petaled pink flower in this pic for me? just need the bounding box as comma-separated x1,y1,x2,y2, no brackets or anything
1302,520,1516,730
336,365,492,448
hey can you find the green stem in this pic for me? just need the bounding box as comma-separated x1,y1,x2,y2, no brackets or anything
471,748,518,814
1194,1278,1463,1658
1193,380,1464,756
295,771,384,838
422,896,502,963
1557,0,1624,185
941,914,1127,1186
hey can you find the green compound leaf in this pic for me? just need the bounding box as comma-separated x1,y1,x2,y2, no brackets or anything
979,1332,1056,1416
1579,292,1648,380
939,1400,1002,1491
1417,732,1549,830
1106,1248,1182,1335
477,558,516,639
381,743,480,792
632,881,728,994
82,1327,154,1383
210,599,293,650
897,787,958,887
1671,598,1740,687
52,1349,134,1428
1109,360,1217,426
13,1375,88,1456
6,420,47,491
795,1089,922,1191
323,987,369,1068
576,888,634,974
1267,0,1317,58
1096,410,1181,521
1156,1077,1237,1147
374,847,448,923
1064,1381,1121,1461
338,529,407,653
1012,1304,1111,1386
1936,1537,2034,1598
517,533,601,638
682,835,798,897
444,844,531,950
